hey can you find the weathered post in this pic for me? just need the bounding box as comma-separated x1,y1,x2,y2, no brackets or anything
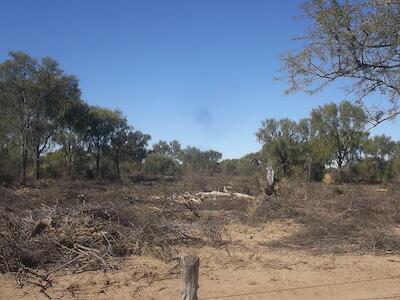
181,255,199,300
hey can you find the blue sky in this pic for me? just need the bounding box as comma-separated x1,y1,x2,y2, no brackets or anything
1,0,399,158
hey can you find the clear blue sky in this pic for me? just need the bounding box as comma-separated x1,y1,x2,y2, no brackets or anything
1,0,399,158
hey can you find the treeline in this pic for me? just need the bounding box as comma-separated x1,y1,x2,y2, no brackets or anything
251,101,400,183
2,52,400,186
0,52,222,184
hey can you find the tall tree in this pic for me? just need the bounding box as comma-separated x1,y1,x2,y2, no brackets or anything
311,101,368,170
152,139,182,160
56,99,90,176
181,146,222,174
281,0,400,126
257,118,304,176
0,52,81,183
169,140,182,160
0,52,36,184
359,134,397,182
30,57,81,180
152,140,170,155
110,120,129,178
124,130,151,164
86,107,124,177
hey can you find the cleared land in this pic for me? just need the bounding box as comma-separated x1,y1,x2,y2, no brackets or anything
1,179,400,299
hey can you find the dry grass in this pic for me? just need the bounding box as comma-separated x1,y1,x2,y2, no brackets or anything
0,179,230,274
1,177,400,277
251,181,400,254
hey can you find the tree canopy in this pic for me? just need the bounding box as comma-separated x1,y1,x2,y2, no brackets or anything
281,0,400,126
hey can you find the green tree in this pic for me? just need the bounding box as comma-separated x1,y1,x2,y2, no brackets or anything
30,57,81,180
168,140,182,160
297,118,326,180
281,0,400,126
0,52,81,183
152,140,182,160
221,159,239,176
56,99,90,176
0,52,38,184
86,107,125,177
311,101,368,171
143,153,180,176
152,140,170,155
124,130,151,164
181,146,222,175
358,134,397,182
257,118,305,177
0,110,19,183
110,120,129,179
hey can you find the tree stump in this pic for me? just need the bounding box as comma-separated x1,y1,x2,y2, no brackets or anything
181,255,199,300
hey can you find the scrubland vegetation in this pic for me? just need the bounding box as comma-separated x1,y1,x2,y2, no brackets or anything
1,53,400,186
1,0,400,299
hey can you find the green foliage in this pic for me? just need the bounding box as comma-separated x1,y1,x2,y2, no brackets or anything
180,146,222,175
281,0,400,124
0,51,82,183
124,131,151,163
356,135,399,183
142,153,181,176
257,101,372,181
2,51,400,185
0,141,20,184
257,118,323,178
221,159,238,176
152,140,171,155
311,101,368,169
56,99,90,176
41,150,66,178
152,139,182,160
236,157,260,177
86,107,127,177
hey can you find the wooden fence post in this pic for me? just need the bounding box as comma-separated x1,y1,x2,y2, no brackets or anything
181,255,199,300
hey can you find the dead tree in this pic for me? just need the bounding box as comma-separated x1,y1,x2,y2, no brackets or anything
265,162,275,195
249,157,275,195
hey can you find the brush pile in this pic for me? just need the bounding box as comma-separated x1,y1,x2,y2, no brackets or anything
0,193,228,275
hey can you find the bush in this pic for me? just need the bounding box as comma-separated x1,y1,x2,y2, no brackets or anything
143,153,181,176
236,157,260,177
355,158,392,183
41,150,66,178
221,159,238,176
0,146,19,185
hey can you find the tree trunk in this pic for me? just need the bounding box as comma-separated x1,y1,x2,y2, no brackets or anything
337,155,343,172
67,144,73,177
20,140,27,185
68,154,73,177
115,148,120,179
96,147,100,177
181,255,199,300
35,144,40,181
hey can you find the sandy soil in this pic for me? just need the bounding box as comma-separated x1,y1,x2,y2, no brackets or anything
1,220,400,300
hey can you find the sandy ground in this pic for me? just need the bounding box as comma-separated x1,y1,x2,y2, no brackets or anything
1,220,400,299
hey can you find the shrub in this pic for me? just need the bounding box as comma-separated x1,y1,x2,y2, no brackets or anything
0,146,19,185
143,153,181,176
221,159,238,176
41,150,66,178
